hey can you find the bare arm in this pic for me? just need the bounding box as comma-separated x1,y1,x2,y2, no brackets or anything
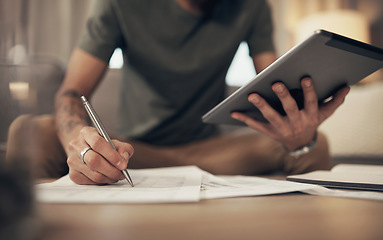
55,48,134,185
55,48,107,151
252,51,277,73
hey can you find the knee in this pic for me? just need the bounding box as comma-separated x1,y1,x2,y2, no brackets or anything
6,114,34,163
283,131,332,175
7,114,34,145
313,131,332,169
6,114,55,159
8,114,54,141
305,131,332,170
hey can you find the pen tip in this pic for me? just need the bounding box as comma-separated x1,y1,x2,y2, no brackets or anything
128,178,134,187
128,179,134,187
122,170,134,187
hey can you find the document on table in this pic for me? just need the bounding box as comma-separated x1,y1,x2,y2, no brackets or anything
199,170,316,199
36,165,383,204
36,166,203,203
200,171,383,201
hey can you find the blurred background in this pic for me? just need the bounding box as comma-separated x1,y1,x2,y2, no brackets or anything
0,1,382,237
0,0,383,162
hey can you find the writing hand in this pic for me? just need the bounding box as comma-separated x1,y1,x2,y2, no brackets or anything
67,126,134,185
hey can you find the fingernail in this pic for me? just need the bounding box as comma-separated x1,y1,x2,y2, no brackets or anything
123,152,130,160
303,79,312,87
116,160,121,166
231,113,239,120
345,86,351,94
249,95,260,104
274,84,284,93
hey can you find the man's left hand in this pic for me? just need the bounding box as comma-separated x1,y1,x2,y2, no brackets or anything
231,77,350,151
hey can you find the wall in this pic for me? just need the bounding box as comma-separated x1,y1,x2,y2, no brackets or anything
0,0,94,64
2,0,382,65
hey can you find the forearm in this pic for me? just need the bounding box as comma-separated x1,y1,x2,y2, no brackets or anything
54,89,90,153
54,48,108,153
252,51,277,73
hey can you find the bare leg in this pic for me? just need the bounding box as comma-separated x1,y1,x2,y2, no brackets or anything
6,115,331,178
128,131,331,175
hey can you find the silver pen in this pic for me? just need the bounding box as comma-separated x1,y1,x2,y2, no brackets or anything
81,96,134,187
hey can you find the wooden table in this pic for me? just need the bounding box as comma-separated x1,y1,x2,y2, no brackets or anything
35,192,383,240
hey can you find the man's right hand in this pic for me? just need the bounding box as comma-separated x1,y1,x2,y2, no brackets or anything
66,126,134,185
54,48,131,185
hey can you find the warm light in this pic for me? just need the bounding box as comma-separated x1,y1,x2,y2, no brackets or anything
295,10,370,44
9,82,29,101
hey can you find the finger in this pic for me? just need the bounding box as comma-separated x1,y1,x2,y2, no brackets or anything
231,112,279,139
69,170,96,185
272,82,303,132
301,77,319,115
80,127,127,171
318,86,350,123
81,149,124,182
112,139,134,164
248,93,292,137
67,152,119,184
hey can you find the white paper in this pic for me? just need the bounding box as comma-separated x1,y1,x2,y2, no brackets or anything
36,165,383,204
200,171,383,202
36,166,202,203
200,171,316,199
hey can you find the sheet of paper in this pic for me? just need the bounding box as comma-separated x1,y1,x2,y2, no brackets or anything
36,166,202,203
36,165,383,204
201,170,383,202
200,171,319,199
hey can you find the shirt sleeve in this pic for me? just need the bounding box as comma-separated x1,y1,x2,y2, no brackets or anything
77,0,124,62
246,0,275,57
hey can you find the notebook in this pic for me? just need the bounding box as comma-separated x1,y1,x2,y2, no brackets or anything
287,164,383,192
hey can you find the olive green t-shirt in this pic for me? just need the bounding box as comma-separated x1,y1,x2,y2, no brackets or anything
78,0,275,146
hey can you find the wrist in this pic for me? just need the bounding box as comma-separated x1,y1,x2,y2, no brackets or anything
284,133,318,158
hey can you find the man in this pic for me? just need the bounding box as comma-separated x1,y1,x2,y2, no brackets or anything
7,0,349,185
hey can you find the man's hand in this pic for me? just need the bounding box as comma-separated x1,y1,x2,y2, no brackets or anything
231,77,350,151
66,126,134,185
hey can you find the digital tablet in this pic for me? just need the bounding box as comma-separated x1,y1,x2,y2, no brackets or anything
202,29,383,125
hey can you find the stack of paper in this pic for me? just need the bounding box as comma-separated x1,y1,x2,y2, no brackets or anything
36,165,383,203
